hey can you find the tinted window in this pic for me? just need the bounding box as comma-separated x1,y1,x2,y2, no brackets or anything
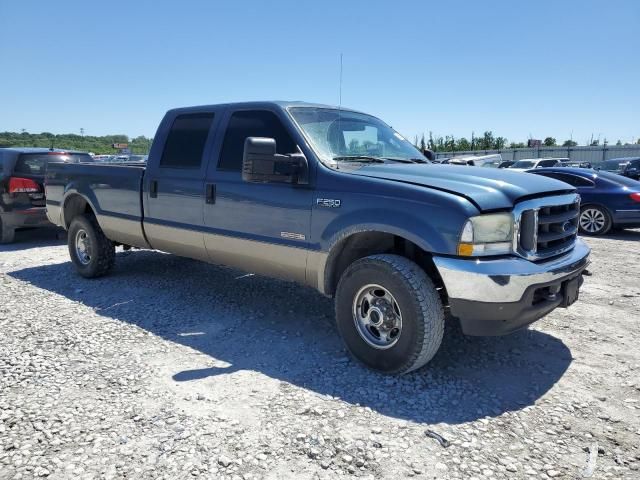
535,172,595,187
218,110,297,171
512,160,535,168
160,113,214,169
538,159,559,167
596,171,640,187
15,153,93,175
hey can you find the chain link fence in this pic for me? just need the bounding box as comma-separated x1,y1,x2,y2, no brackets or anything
434,145,640,166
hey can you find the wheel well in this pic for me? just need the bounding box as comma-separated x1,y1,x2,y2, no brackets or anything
324,231,444,297
63,195,94,229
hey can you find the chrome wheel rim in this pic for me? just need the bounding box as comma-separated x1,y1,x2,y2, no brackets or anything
75,229,92,265
580,208,606,233
352,284,402,349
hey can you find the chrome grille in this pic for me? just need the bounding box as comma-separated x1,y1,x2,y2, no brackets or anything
513,193,580,261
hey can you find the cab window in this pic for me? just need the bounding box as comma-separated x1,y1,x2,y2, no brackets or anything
160,113,214,169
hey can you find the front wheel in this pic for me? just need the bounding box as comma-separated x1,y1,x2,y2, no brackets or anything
68,214,115,278
335,254,444,374
579,205,611,235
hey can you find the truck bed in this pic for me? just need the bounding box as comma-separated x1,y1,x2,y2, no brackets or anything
45,162,149,248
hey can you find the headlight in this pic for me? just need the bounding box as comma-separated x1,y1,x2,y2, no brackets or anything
458,213,513,256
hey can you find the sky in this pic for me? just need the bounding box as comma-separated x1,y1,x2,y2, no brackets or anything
1,0,638,145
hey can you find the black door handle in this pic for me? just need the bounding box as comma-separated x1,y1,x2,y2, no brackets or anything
150,180,158,198
205,183,216,204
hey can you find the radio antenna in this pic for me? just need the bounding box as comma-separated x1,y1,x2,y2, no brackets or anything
339,53,343,108
336,53,343,168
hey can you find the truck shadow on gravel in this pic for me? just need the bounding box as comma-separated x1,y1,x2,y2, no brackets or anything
10,249,573,425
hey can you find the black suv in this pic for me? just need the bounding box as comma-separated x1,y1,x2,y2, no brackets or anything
0,147,92,243
620,157,640,180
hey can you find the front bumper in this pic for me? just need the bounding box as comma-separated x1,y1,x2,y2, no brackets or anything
433,238,590,335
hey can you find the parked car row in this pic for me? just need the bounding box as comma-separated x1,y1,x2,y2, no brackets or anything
93,154,148,163
440,154,640,181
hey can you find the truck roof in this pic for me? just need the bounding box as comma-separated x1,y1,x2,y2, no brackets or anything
166,100,367,116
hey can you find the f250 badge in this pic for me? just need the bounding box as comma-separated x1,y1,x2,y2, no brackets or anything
316,198,341,208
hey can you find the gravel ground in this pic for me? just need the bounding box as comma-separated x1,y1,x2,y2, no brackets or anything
1,228,639,480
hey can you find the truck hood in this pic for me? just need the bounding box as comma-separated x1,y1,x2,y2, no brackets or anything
352,163,574,211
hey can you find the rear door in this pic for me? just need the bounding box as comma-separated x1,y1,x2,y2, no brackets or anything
143,110,219,261
202,108,314,283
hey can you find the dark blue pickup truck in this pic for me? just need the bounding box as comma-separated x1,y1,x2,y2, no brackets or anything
46,102,590,374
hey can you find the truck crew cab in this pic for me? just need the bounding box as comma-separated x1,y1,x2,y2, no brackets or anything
45,102,590,374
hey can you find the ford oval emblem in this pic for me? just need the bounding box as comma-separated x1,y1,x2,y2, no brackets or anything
562,221,572,232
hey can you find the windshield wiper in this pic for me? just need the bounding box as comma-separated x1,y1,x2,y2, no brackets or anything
332,155,430,165
333,155,386,163
382,157,429,164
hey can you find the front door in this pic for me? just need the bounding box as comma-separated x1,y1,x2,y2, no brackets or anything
203,108,313,283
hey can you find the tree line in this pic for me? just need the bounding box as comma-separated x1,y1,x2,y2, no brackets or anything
0,131,153,154
413,131,640,153
1,130,638,156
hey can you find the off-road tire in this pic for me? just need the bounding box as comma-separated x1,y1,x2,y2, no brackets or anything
335,254,445,374
68,214,115,278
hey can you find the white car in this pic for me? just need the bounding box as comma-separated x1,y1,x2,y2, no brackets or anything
508,158,567,171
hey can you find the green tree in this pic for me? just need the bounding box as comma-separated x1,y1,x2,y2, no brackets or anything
476,131,495,150
456,137,471,151
420,133,426,153
543,137,556,147
510,142,526,148
562,139,578,147
0,131,153,154
494,136,507,149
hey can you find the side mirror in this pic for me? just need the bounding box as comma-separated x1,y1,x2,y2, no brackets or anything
242,137,308,185
423,149,436,162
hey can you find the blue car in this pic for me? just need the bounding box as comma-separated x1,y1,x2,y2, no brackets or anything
528,167,640,235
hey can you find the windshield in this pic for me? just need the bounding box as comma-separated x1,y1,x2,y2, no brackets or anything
603,160,627,171
288,107,426,165
511,160,535,169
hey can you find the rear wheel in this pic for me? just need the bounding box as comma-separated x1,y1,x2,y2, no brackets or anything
68,214,115,278
0,218,15,244
579,205,611,235
335,254,444,374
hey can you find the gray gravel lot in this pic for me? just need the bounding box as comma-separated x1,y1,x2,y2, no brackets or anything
1,228,639,479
